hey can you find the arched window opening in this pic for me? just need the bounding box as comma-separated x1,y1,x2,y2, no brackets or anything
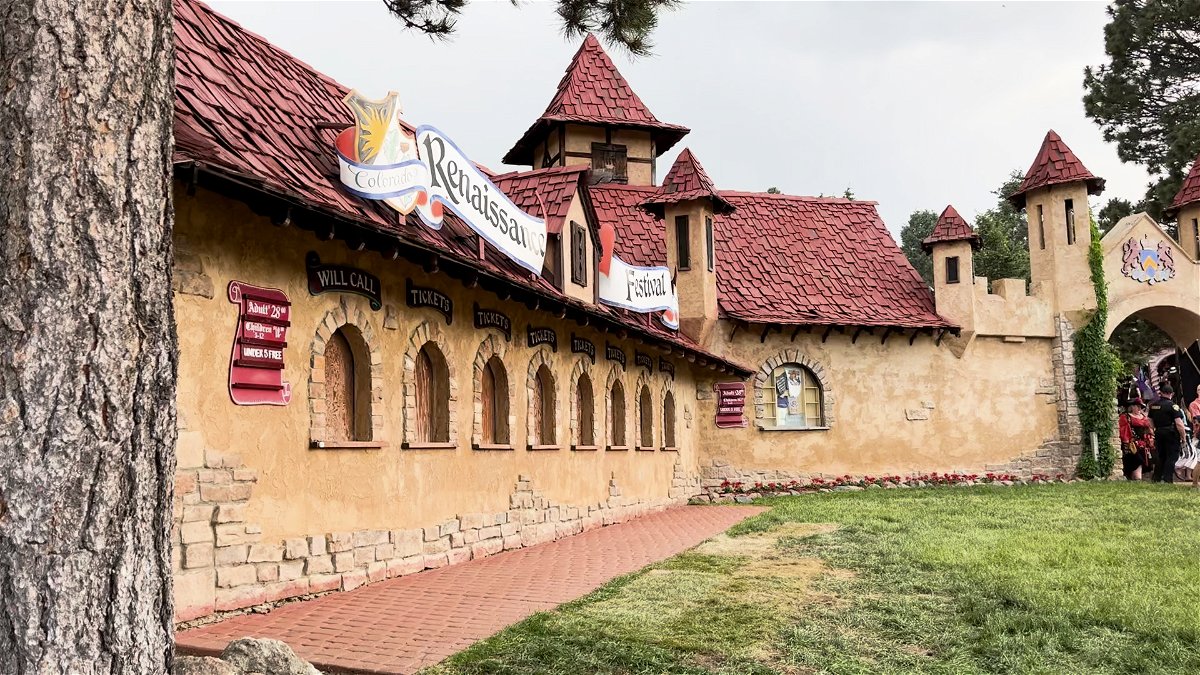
324,327,370,442
663,391,676,449
531,364,556,445
481,355,509,444
577,373,595,446
610,380,626,447
415,343,450,442
761,363,824,428
639,384,654,448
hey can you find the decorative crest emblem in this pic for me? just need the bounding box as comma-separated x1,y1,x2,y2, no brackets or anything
1121,236,1176,284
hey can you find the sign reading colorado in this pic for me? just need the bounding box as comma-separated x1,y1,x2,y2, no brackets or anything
335,91,547,275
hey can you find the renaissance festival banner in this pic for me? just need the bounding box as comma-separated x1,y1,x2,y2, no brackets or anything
334,91,547,275
596,222,680,330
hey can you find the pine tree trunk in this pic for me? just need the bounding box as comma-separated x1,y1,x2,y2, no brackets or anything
0,0,176,672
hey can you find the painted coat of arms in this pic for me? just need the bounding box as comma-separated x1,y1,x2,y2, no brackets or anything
1121,236,1176,284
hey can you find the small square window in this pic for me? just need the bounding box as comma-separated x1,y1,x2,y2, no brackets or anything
946,256,960,284
591,143,627,183
675,215,690,270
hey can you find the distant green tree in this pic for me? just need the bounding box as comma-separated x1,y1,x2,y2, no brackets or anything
973,171,1030,283
766,186,781,194
899,209,938,286
1098,197,1136,233
842,187,855,200
1110,316,1175,377
1083,0,1200,220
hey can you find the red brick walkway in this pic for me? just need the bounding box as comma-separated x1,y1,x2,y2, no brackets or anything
176,505,763,674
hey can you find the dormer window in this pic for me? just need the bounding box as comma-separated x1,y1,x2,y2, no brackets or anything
591,143,627,184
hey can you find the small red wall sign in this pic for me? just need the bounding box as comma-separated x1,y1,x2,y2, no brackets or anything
714,382,747,428
228,281,292,406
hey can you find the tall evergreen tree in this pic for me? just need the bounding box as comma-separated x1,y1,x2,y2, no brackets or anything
1083,0,1200,217
973,172,1030,283
0,0,176,672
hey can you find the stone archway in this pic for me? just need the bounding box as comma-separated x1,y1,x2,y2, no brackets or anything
1102,213,1200,347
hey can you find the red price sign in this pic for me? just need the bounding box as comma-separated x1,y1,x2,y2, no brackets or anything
714,382,747,429
227,281,292,406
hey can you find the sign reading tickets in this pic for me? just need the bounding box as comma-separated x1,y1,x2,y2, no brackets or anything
306,252,382,310
571,334,595,364
596,221,680,330
714,382,747,428
406,279,453,324
227,281,292,406
473,303,511,341
334,91,547,274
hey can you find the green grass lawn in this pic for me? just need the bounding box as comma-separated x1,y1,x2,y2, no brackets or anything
424,483,1200,675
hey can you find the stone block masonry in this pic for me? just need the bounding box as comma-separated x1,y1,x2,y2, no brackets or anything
173,446,700,624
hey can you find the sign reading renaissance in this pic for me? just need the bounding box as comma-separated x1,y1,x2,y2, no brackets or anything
334,91,547,274
227,281,292,406
596,222,680,330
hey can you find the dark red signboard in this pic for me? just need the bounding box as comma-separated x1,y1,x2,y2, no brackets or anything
228,281,292,406
714,382,747,428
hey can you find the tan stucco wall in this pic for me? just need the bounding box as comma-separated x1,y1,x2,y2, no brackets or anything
560,193,595,303
1025,183,1097,318
174,185,696,544
663,201,717,342
697,325,1060,478
563,124,654,186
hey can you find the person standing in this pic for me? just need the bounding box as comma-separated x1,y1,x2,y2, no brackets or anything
1119,401,1154,480
1148,382,1187,483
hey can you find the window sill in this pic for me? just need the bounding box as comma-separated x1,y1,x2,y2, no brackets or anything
401,441,457,450
660,446,679,452
310,440,386,450
571,445,599,452
635,446,657,452
606,445,629,452
527,444,561,452
756,424,830,432
473,443,514,452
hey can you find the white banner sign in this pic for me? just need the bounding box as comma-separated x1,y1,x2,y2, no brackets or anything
598,255,680,330
335,91,547,275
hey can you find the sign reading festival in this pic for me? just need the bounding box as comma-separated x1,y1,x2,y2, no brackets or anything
333,90,680,331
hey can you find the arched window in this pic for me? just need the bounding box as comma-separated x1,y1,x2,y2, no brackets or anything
662,390,676,449
610,379,626,447
481,355,509,444
638,384,654,448
576,372,595,447
415,343,450,442
324,327,370,442
530,364,556,445
761,363,824,428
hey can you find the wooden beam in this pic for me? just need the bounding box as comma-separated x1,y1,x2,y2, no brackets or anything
759,324,773,343
790,325,805,342
909,329,922,345
851,327,866,344
729,322,740,341
936,329,946,346
822,326,834,343
880,327,894,344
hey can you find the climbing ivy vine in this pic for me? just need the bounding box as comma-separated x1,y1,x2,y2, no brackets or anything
1073,217,1119,479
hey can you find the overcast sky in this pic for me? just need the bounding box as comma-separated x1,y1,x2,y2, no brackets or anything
209,0,1152,235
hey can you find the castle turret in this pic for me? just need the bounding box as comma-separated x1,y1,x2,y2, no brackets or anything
1167,152,1200,260
922,205,981,334
639,149,734,344
1008,130,1105,319
502,34,688,186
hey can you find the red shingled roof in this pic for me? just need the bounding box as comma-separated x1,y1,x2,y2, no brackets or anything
1009,130,1105,208
921,205,980,253
640,148,734,217
502,34,689,166
591,185,951,329
1169,152,1200,215
491,165,589,234
171,0,747,373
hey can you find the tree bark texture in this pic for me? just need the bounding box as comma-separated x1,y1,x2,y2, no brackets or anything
0,0,176,672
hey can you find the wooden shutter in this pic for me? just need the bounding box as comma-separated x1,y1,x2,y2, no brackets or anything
663,392,675,447
578,375,594,446
675,216,690,269
571,221,587,286
639,386,653,447
325,330,355,442
415,348,433,441
537,366,555,444
481,360,496,443
611,381,625,446
591,143,628,183
705,216,714,271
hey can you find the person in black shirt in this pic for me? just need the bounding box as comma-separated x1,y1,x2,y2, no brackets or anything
1148,382,1187,483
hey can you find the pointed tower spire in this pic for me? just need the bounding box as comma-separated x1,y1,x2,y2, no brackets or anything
639,148,734,217
1168,152,1200,216
921,205,980,253
1008,130,1105,209
503,34,688,171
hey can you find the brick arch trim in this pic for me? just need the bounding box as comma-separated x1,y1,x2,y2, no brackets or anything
471,334,513,445
525,348,558,444
403,320,459,444
752,349,834,428
308,299,384,444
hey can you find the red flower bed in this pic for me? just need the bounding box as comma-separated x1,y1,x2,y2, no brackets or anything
718,472,1066,495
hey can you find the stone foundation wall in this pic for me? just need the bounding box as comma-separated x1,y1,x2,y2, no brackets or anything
173,436,699,624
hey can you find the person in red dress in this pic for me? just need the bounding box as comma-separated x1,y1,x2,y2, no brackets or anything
1119,400,1154,481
